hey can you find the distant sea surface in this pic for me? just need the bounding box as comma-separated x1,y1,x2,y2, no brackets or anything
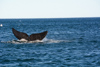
0,18,100,67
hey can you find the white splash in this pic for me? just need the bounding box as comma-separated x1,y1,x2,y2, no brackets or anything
43,38,71,43
1,38,71,44
19,39,28,42
0,24,3,27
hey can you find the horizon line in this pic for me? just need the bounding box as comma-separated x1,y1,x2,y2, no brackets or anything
0,17,100,19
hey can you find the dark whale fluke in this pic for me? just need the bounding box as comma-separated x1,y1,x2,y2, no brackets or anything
12,28,48,41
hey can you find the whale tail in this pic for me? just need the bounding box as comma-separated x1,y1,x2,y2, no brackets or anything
12,28,48,41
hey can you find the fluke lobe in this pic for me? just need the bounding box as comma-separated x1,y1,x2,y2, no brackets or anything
12,28,48,41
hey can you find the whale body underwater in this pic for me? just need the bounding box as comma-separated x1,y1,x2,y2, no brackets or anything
12,28,48,41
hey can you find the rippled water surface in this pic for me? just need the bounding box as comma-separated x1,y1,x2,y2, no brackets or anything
0,18,100,67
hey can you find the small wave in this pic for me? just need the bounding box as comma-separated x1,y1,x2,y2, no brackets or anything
1,38,71,44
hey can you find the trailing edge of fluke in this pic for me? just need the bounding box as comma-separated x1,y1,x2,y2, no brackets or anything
12,28,48,41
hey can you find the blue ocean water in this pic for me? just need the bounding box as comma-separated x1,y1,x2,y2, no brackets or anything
0,18,100,67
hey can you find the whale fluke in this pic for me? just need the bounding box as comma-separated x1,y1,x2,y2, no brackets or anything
12,28,48,41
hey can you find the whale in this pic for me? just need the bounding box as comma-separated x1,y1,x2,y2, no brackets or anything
12,28,48,41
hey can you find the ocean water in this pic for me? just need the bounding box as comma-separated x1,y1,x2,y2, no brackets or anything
0,18,100,67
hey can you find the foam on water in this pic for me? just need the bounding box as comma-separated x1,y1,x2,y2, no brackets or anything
1,40,43,44
1,38,71,44
43,38,71,43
